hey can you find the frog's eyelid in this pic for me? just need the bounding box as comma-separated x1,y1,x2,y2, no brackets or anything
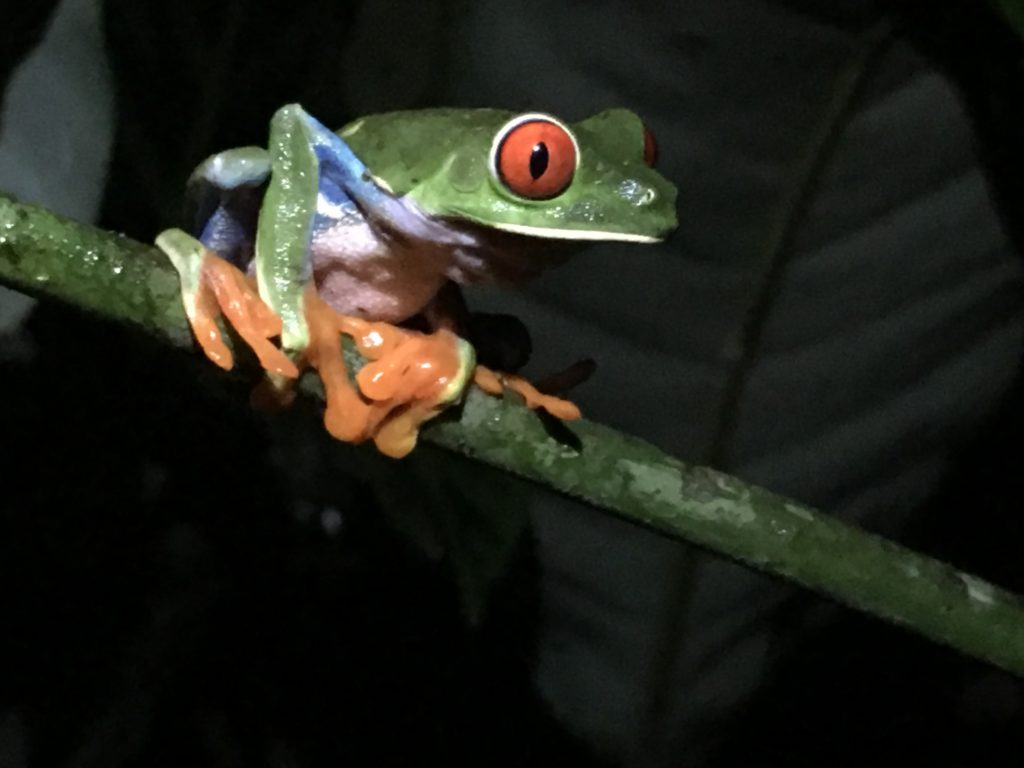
487,113,581,182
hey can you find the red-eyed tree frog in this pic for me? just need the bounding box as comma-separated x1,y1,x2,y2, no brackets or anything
156,105,677,458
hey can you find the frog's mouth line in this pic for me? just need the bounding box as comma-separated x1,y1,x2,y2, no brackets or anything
490,221,663,243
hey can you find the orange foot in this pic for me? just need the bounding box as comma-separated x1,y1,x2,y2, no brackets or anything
188,252,298,379
302,287,474,458
472,366,582,421
159,228,577,455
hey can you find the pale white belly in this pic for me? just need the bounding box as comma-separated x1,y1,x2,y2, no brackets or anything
309,217,450,322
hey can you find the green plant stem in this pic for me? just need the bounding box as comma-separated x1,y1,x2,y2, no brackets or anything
2,192,1024,676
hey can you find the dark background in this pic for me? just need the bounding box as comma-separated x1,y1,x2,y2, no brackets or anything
1,0,1024,765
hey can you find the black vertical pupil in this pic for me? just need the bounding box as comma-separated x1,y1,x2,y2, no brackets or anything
529,142,549,179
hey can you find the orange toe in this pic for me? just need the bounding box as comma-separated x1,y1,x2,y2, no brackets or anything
302,287,375,443
191,279,235,370
199,255,299,378
302,287,470,458
473,365,582,421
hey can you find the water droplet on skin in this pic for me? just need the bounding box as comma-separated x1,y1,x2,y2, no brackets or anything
766,517,794,539
567,198,601,223
617,179,656,206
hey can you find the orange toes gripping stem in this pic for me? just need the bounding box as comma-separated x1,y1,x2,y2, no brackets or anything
184,259,578,457
301,287,470,458
472,365,582,421
190,252,299,379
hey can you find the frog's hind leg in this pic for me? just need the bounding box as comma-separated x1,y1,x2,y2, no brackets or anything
158,146,296,375
195,192,260,269
188,146,271,267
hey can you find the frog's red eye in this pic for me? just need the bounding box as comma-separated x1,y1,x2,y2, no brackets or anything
643,124,658,167
493,116,577,200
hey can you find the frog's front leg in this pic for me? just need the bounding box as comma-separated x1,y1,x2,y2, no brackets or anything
257,105,476,458
155,228,298,378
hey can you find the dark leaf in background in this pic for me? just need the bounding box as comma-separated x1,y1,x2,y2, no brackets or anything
265,408,534,626
708,7,1024,764
0,3,63,122
0,302,594,766
98,0,362,237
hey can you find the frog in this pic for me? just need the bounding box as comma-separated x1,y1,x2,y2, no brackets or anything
155,104,677,458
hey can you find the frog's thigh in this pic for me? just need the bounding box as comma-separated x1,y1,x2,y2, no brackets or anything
188,147,270,266
253,105,323,354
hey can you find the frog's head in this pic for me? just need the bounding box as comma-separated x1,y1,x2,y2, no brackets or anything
345,108,678,243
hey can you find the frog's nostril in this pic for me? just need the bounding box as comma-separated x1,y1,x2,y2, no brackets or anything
616,179,656,206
